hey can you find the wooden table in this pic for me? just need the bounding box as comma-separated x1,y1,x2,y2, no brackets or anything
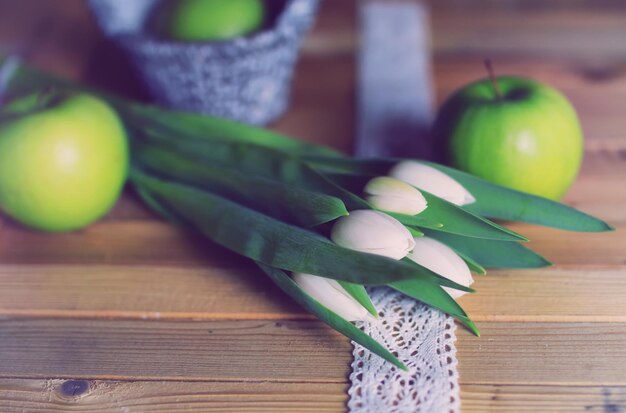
1,1,626,411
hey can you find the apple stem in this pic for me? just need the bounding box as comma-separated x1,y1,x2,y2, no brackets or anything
484,59,502,101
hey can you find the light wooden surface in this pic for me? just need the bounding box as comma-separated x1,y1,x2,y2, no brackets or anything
1,1,626,412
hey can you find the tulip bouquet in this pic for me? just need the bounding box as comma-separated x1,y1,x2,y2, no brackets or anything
4,62,613,370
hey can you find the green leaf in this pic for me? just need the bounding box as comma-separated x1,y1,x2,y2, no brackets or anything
415,191,527,241
123,103,341,158
133,142,348,227
337,281,378,318
257,263,407,371
424,162,614,232
132,169,474,290
390,277,480,336
423,229,552,269
305,155,391,175
131,125,370,210
134,185,184,224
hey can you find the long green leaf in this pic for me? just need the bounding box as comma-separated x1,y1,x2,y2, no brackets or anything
132,169,474,291
257,264,407,371
390,277,479,336
424,162,614,232
304,156,613,233
414,191,527,241
134,142,348,227
423,230,552,269
131,125,368,207
337,281,378,318
123,103,341,158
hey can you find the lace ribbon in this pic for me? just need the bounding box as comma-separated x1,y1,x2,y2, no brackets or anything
348,288,461,413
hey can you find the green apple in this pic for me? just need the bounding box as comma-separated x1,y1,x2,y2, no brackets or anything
155,0,266,41
0,92,128,231
434,75,583,200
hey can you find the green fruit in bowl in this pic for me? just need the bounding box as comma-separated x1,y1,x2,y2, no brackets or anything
434,74,583,201
0,92,128,232
157,0,266,41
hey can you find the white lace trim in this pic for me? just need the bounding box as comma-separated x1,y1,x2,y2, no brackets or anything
348,287,461,413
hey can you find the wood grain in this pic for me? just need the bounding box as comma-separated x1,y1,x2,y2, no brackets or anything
461,384,626,413
0,318,352,382
0,219,240,266
2,265,626,324
0,264,305,320
461,268,626,322
0,378,347,413
303,1,626,60
1,379,624,413
1,319,624,387
456,322,626,385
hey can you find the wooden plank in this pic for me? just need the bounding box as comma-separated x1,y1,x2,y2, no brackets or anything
1,265,626,323
0,378,347,413
456,322,626,385
461,268,626,322
273,54,355,153
1,379,625,413
461,384,626,413
0,319,624,386
0,264,305,320
0,219,241,266
431,9,626,60
0,0,98,79
0,318,352,382
303,0,626,61
503,225,625,267
555,151,626,224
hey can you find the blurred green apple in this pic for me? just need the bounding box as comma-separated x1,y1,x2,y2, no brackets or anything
0,92,128,231
434,75,583,201
156,0,266,41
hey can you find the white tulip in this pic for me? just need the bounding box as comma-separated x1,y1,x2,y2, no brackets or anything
293,273,375,322
331,210,415,260
364,176,428,215
407,236,474,298
389,161,476,206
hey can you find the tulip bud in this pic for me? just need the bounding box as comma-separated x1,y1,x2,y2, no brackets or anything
389,161,476,206
331,210,415,260
407,236,474,298
364,177,428,215
293,273,375,322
